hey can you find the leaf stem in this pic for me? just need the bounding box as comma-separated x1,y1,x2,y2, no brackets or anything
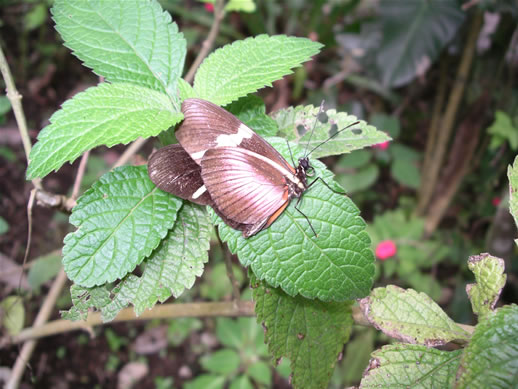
184,0,225,84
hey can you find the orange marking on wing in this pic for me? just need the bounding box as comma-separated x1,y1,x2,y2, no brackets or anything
265,199,289,228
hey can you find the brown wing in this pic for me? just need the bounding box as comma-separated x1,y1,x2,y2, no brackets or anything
176,98,295,174
200,147,290,225
147,144,212,205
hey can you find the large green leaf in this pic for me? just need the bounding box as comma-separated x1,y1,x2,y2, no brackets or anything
360,286,470,346
456,305,518,388
216,138,375,302
252,274,353,389
63,166,182,287
227,95,278,137
52,0,186,100
377,0,465,87
193,35,322,106
27,83,182,179
272,104,390,158
361,344,462,388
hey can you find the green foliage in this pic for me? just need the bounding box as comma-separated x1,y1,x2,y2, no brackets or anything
466,254,506,318
360,286,470,346
193,35,322,106
216,138,375,302
508,156,518,239
167,318,203,346
488,110,518,150
361,344,462,388
200,0,256,13
27,251,62,291
0,216,8,235
52,0,186,100
0,296,25,335
200,262,245,301
273,104,390,158
184,317,273,389
456,305,518,388
26,83,183,179
367,209,448,299
252,274,353,389
227,94,278,137
63,166,182,287
389,144,421,189
376,0,465,87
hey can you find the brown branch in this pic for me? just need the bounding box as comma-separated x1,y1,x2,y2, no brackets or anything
5,301,475,347
71,150,90,200
184,0,225,84
5,269,68,389
416,12,483,216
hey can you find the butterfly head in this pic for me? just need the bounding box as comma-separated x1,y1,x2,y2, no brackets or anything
297,156,314,180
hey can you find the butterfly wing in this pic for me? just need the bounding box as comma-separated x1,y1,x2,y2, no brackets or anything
147,144,212,205
200,147,290,229
177,98,295,174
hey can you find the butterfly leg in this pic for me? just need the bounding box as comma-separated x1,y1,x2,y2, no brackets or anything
307,176,345,195
294,196,318,237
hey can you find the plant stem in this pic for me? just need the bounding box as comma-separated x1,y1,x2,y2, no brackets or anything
416,12,483,216
184,0,225,84
5,269,68,389
0,44,41,190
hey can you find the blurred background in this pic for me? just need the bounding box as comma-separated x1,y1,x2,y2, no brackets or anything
0,0,517,388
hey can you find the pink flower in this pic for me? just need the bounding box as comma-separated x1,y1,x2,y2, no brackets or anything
492,197,501,207
375,240,397,260
373,141,389,150
204,3,214,12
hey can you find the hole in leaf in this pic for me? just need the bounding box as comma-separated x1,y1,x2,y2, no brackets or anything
297,124,307,136
328,124,338,137
352,129,362,135
317,112,328,124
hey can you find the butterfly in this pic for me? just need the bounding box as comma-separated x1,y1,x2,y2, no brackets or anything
148,98,357,238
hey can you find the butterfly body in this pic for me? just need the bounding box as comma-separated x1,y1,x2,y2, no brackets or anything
149,98,328,237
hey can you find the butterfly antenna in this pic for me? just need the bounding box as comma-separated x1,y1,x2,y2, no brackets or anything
306,120,360,157
303,100,326,158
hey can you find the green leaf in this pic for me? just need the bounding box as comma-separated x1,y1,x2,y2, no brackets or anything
61,284,112,321
377,0,464,87
193,35,322,106
466,253,506,317
369,113,400,139
508,156,518,240
252,275,353,389
359,286,470,346
100,203,211,321
339,328,375,385
184,374,225,389
27,83,182,179
0,96,11,116
0,216,8,235
272,104,390,158
178,78,197,101
336,163,379,193
52,0,186,99
201,349,241,375
488,110,518,150
391,158,420,188
200,262,244,301
246,361,272,386
217,138,375,301
337,149,372,169
456,305,518,389
361,344,462,388
25,3,47,31
225,0,256,13
63,166,182,287
0,296,25,335
229,375,253,389
27,252,62,291
216,318,244,349
227,95,278,137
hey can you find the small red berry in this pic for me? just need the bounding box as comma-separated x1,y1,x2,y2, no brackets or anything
375,240,397,260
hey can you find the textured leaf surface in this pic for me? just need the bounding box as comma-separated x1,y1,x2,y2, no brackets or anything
102,203,211,320
377,0,464,87
360,344,462,388
52,0,186,99
508,156,518,242
27,83,182,179
252,274,353,389
272,104,390,158
193,35,322,106
216,139,375,301
63,166,182,287
227,95,278,137
61,284,111,321
360,286,470,346
466,253,506,317
456,305,518,389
